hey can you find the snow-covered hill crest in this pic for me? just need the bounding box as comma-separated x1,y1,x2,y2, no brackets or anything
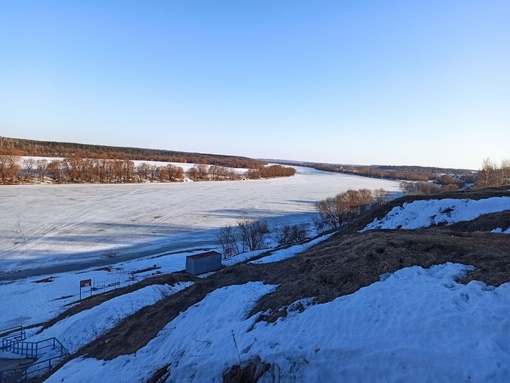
362,196,510,231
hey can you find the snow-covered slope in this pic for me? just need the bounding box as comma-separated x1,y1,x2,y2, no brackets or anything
362,197,510,231
45,264,510,383
492,227,510,234
31,283,192,354
3,191,510,383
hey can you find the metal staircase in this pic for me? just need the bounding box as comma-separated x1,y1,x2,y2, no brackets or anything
0,327,69,383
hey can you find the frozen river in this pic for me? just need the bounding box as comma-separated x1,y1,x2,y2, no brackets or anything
0,166,400,275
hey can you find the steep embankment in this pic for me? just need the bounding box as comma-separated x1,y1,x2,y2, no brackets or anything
39,188,510,382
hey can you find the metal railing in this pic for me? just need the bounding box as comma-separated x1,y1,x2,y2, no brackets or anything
0,337,69,383
0,327,26,344
2,337,68,359
0,353,68,383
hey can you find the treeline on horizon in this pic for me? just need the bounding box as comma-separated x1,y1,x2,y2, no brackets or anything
314,159,510,195
312,163,477,185
0,150,296,185
0,136,266,169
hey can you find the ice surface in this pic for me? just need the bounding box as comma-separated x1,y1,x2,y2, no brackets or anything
0,166,400,273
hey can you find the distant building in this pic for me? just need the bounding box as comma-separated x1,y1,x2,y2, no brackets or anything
186,251,222,275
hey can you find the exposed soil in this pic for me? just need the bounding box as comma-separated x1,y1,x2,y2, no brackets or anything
223,357,270,383
251,229,510,322
71,228,510,363
41,187,510,381
32,276,56,283
146,363,171,383
446,210,510,232
343,187,510,233
76,263,270,360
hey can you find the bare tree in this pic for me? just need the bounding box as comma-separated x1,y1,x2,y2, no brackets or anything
123,160,135,182
315,196,343,229
400,181,439,195
237,218,270,252
22,158,36,182
315,189,376,229
36,159,48,182
186,166,199,181
196,164,210,180
47,160,64,183
63,157,87,182
160,164,183,182
95,157,109,183
501,159,510,186
137,162,151,182
274,224,308,246
478,158,497,187
217,225,240,258
149,164,159,181
373,188,389,205
358,188,374,205
399,181,415,195
0,151,20,184
477,158,510,188
112,160,124,182
208,165,241,181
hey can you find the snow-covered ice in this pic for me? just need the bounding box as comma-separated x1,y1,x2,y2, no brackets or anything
0,248,200,327
0,166,400,274
0,232,330,329
4,166,510,382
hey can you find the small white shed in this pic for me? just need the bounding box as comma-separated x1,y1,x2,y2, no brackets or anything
186,251,222,275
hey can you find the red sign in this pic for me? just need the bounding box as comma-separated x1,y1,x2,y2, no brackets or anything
80,279,92,288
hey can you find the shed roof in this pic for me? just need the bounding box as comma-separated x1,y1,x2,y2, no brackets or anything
188,251,222,260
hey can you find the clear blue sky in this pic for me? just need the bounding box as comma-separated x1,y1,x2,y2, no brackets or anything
1,1,508,170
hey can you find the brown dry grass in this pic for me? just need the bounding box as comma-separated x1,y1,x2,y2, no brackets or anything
344,187,510,233
146,363,171,383
222,357,270,383
251,230,510,321
41,187,510,381
73,228,510,363
76,263,269,360
445,210,510,232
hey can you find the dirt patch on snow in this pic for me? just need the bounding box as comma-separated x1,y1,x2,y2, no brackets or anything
42,187,510,371
251,230,510,322
346,187,510,233
445,211,510,232
223,357,271,383
74,228,510,362
33,276,56,283
76,263,268,360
